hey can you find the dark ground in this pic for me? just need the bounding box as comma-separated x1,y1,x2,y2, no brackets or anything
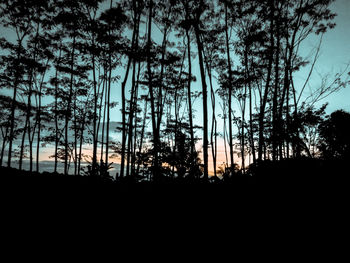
1,158,348,203
1,160,348,255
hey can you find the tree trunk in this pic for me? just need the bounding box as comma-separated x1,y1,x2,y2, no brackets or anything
126,59,137,177
36,88,42,173
147,0,160,180
241,98,246,173
0,127,8,166
36,59,49,173
126,13,140,178
194,24,208,180
105,55,112,168
7,40,23,167
224,2,235,175
203,43,217,177
245,48,256,164
119,20,136,178
72,85,78,175
131,61,141,176
78,112,85,176
64,34,76,175
222,102,229,167
54,45,62,173
19,118,28,171
136,94,148,177
92,42,98,175
100,69,107,165
272,10,280,162
186,29,195,163
209,71,217,178
258,5,274,162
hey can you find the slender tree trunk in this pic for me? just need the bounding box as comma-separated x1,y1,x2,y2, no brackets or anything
25,24,42,172
194,24,208,180
281,48,291,159
245,50,256,164
119,24,136,179
156,7,173,148
286,70,290,158
0,128,8,166
290,70,300,157
186,29,195,163
104,0,114,174
19,118,28,171
78,109,86,176
209,72,217,178
173,86,179,178
36,88,42,173
100,70,107,165
92,43,98,175
156,23,168,142
64,34,76,175
258,6,274,162
73,95,78,175
29,124,33,172
224,3,235,175
241,98,246,173
36,59,49,173
54,45,62,173
105,57,112,168
136,94,148,177
248,87,256,164
126,13,140,178
131,61,141,176
20,72,34,170
126,60,137,177
203,46,217,177
147,0,160,180
222,102,229,168
8,40,23,167
272,26,280,161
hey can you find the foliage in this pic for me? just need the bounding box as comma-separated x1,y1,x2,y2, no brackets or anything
0,0,348,183
318,110,350,160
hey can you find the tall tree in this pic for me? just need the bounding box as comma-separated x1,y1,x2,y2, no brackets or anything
0,0,34,167
146,0,161,180
191,0,209,180
223,0,235,175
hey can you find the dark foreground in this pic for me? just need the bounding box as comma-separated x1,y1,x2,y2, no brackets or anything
1,159,348,249
1,158,348,201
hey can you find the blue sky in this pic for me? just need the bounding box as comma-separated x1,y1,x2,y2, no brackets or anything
0,0,349,173
1,0,348,119
299,0,350,113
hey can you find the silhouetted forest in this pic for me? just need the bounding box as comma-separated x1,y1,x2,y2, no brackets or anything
0,0,349,187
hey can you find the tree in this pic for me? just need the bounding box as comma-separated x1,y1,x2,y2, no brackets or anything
191,0,210,180
118,0,142,178
222,0,236,175
0,0,35,168
0,0,346,180
178,0,196,167
146,0,161,179
318,110,350,160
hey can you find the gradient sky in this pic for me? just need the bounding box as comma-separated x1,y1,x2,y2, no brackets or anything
295,0,350,113
1,0,349,174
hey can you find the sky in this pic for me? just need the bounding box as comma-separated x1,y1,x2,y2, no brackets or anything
294,0,350,113
0,0,349,175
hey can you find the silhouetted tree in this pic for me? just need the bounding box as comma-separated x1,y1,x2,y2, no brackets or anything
0,0,36,167
0,0,348,182
318,110,350,160
190,0,210,180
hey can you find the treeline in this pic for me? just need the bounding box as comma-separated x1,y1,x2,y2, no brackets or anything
0,0,349,180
